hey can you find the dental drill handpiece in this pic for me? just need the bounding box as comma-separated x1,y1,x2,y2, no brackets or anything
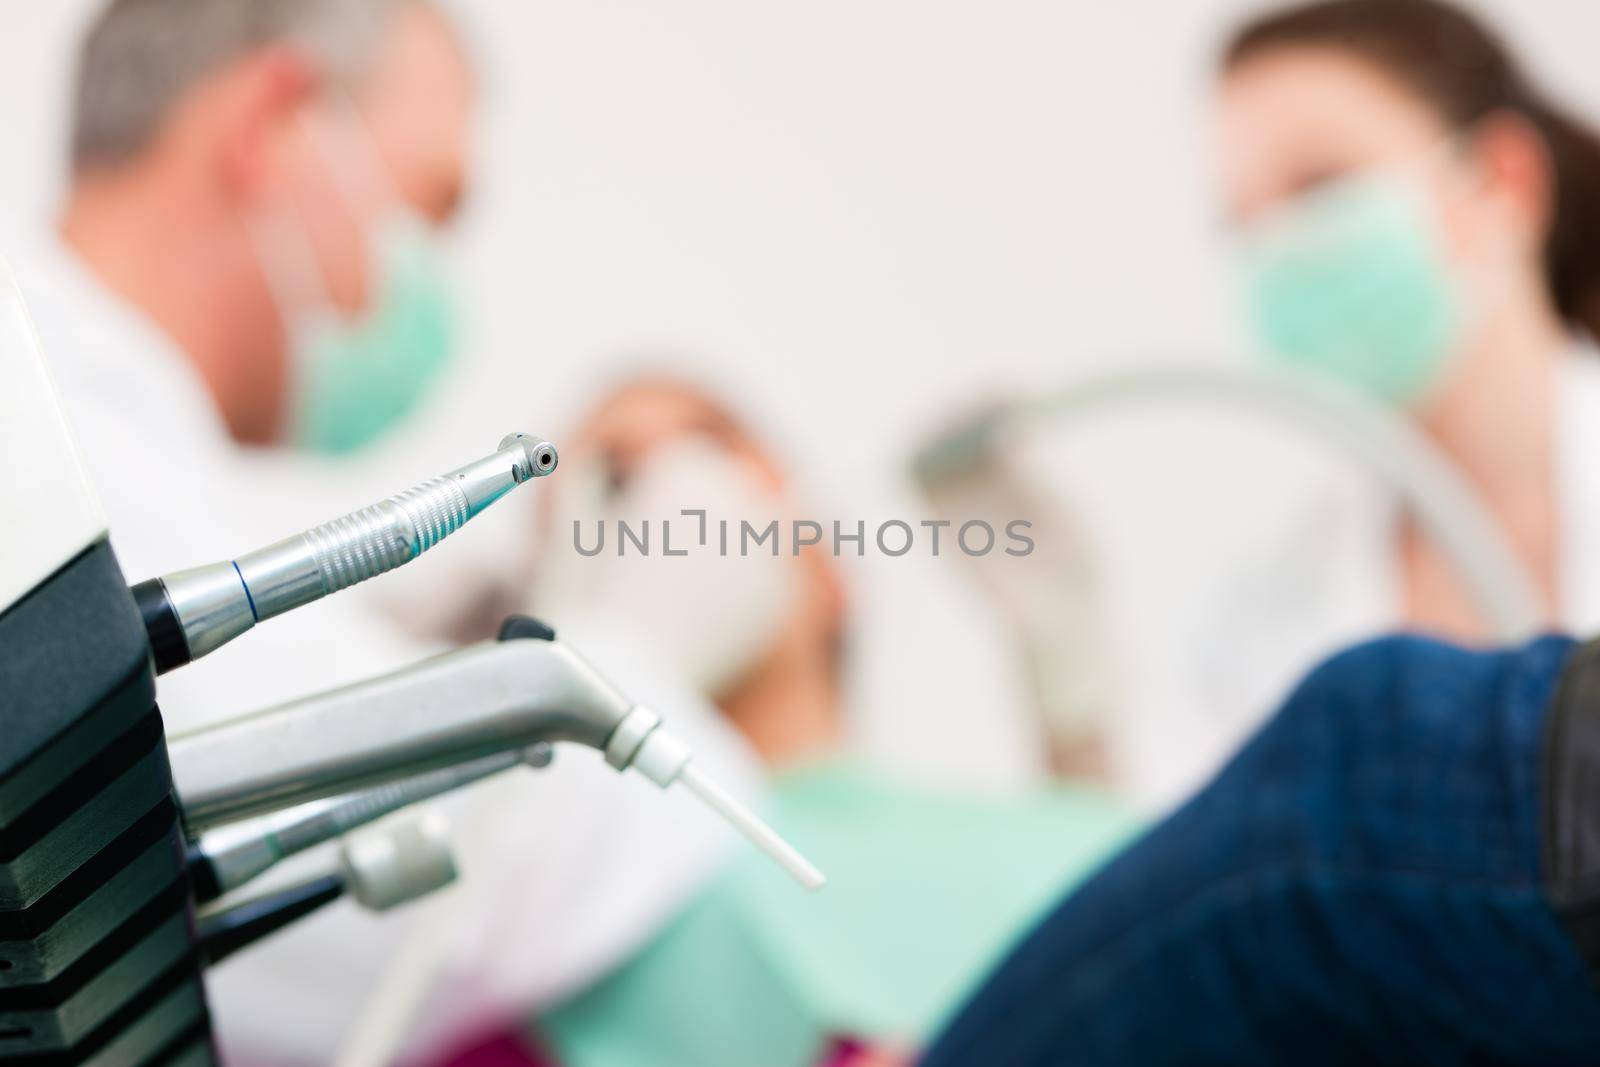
131,433,558,673
188,745,553,903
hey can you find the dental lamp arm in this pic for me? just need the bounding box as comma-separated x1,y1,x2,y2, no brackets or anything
911,365,1543,640
131,433,558,673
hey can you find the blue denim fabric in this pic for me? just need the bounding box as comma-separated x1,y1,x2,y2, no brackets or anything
921,635,1600,1066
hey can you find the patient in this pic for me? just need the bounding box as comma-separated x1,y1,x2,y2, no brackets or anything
521,380,1600,1067
514,377,1138,1067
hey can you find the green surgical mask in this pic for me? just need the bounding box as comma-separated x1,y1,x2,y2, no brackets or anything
251,109,458,455
1243,173,1464,405
287,214,456,454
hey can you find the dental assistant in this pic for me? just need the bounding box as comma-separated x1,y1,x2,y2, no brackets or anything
1133,0,1600,806
919,6,1600,1061
20,1,762,1063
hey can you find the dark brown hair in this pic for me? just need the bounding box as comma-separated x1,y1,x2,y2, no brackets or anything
1225,0,1600,338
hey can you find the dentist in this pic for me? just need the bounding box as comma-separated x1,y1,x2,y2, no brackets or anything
19,1,763,1063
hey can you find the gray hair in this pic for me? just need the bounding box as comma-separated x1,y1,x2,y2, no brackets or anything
70,0,410,170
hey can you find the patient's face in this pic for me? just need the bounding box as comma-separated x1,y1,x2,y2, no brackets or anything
576,382,783,494
566,379,847,663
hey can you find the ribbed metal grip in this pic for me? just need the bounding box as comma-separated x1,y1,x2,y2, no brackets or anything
272,776,435,855
151,434,556,667
270,759,482,856
303,475,471,594
192,744,553,897
394,474,473,553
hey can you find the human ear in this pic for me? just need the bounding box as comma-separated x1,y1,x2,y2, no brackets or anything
213,46,320,206
1468,111,1556,252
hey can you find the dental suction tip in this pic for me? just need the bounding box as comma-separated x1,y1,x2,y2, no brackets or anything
677,764,827,891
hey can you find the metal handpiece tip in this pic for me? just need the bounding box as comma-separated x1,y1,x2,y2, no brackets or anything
500,433,560,481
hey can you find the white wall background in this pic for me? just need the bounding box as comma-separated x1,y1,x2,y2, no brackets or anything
7,0,1600,789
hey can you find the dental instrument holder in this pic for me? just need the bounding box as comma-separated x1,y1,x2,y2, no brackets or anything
2,261,205,1063
169,618,827,890
131,433,558,674
0,542,207,1063
0,427,554,1064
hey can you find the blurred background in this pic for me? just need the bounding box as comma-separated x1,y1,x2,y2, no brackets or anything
7,0,1600,796
17,2,1600,1064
